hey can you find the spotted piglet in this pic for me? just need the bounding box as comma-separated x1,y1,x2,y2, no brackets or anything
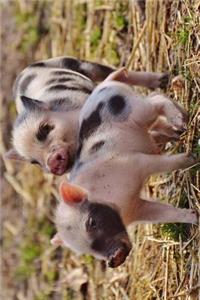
5,56,169,175
52,68,198,268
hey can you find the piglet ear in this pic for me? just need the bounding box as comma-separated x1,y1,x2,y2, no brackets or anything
50,233,63,246
59,182,87,204
105,67,128,83
21,95,49,111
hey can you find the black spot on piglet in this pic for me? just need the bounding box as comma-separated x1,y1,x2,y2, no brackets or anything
79,102,104,141
77,102,104,158
108,95,126,115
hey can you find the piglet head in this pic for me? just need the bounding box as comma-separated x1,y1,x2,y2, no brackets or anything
7,96,79,175
52,182,132,268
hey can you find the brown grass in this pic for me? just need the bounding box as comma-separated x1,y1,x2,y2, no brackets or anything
1,1,199,300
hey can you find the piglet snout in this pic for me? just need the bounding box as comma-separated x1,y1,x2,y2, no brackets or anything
107,238,132,268
47,148,70,175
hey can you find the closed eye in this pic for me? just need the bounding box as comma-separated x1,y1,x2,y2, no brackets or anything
36,123,54,142
30,159,40,166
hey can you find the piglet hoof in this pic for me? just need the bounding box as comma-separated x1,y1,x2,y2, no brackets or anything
165,125,186,140
158,73,170,89
188,152,199,162
148,73,170,89
174,127,185,135
168,110,189,133
182,153,200,169
168,99,189,131
183,209,198,224
171,127,186,139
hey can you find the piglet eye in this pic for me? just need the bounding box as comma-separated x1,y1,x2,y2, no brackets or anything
87,217,97,230
31,159,40,165
36,123,54,142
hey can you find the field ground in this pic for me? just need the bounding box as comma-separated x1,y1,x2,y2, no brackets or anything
1,1,200,300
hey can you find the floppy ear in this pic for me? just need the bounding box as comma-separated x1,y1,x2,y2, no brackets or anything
21,95,50,111
104,67,128,83
59,182,87,205
4,148,26,161
50,233,63,246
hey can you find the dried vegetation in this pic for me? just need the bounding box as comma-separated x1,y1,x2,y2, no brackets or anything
1,1,200,300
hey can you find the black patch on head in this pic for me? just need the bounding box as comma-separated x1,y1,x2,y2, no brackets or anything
30,62,46,68
86,203,125,235
82,202,126,253
89,140,105,154
108,95,126,115
79,102,104,142
36,123,54,142
20,74,37,94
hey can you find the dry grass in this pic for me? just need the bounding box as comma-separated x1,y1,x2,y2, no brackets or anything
1,1,200,300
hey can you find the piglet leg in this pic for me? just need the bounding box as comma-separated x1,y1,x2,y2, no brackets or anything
150,116,184,142
150,131,177,146
133,198,197,224
146,93,188,131
106,67,169,89
137,153,198,178
130,93,188,135
126,71,169,89
149,117,182,151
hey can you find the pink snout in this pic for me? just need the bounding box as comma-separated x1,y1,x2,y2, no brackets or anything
47,148,71,175
107,240,132,268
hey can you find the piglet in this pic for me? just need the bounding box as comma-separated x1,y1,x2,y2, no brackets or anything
52,68,198,268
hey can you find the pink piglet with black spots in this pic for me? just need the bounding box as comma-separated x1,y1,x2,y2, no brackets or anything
52,68,199,268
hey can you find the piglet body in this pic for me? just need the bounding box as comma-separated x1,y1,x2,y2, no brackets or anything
71,80,196,225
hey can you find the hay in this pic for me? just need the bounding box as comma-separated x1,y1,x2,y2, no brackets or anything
1,1,199,299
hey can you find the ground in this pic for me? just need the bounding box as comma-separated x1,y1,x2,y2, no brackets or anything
1,1,199,300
